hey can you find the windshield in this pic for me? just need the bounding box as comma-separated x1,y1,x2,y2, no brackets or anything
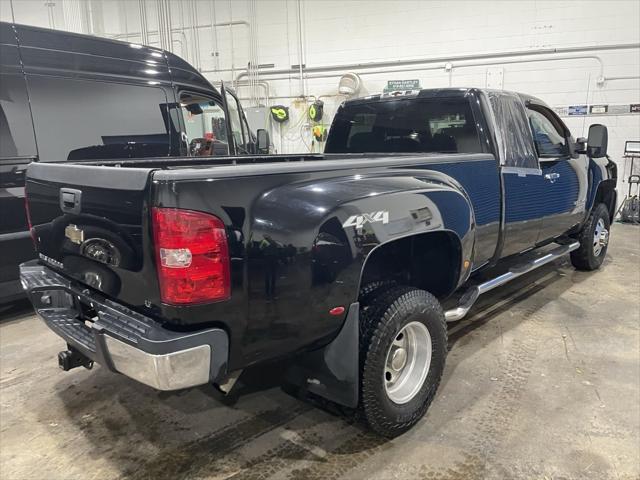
325,97,483,154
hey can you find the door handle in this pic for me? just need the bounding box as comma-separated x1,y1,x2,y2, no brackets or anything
544,172,560,183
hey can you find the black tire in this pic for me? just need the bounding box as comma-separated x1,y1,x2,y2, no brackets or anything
570,203,611,271
359,285,447,438
359,280,396,309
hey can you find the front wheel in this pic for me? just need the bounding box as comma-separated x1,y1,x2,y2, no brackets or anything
570,203,611,271
359,286,447,437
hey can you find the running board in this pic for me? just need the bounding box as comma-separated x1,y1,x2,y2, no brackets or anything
444,241,580,322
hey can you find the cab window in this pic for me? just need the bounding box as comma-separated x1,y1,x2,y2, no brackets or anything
180,93,229,156
527,107,569,158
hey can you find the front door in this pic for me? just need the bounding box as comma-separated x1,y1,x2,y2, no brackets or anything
526,105,587,242
489,92,544,258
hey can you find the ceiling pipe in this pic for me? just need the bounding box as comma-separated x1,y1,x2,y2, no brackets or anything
233,43,639,84
228,0,236,86
295,0,305,97
601,75,640,82
189,0,201,70
257,54,604,84
209,0,220,71
211,80,271,107
137,0,149,46
105,20,249,40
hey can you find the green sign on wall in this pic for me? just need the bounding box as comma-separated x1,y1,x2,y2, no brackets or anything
384,79,421,92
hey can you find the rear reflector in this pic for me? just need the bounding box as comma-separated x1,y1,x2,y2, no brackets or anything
151,207,230,305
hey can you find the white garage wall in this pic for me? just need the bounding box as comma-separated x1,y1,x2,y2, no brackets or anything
2,0,639,184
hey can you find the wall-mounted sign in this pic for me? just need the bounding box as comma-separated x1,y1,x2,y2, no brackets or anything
589,105,608,114
568,105,588,116
608,105,629,115
384,79,421,92
553,104,638,117
553,107,568,116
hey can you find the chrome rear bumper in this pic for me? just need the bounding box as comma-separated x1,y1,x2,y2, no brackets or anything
19,261,228,391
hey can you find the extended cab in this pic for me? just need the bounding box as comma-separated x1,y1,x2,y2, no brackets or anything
20,88,616,437
0,22,268,302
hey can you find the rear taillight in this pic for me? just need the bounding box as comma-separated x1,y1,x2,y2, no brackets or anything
151,207,230,305
24,190,36,247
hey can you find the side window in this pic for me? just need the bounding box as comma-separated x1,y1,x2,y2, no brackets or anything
27,76,171,161
527,107,569,158
179,93,229,156
487,92,539,169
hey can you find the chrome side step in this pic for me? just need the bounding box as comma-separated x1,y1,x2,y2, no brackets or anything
444,241,580,322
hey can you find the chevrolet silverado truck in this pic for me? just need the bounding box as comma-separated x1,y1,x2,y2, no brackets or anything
20,88,616,437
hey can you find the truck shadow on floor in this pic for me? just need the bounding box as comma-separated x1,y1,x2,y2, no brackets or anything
51,257,607,480
0,299,34,323
450,252,609,342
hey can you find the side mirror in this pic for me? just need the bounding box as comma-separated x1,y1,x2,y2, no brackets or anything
575,137,587,155
256,129,270,154
587,124,608,158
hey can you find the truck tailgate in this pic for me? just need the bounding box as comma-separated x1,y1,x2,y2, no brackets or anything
25,162,157,308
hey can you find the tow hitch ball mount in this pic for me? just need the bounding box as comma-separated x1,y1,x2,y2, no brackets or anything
58,346,94,371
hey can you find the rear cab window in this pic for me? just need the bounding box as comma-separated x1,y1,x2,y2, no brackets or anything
326,96,484,154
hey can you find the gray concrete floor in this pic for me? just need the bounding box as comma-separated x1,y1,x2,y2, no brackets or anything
1,224,639,480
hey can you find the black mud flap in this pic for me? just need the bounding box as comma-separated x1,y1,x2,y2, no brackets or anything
284,302,359,408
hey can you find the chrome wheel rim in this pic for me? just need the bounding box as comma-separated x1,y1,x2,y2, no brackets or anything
593,218,609,257
384,321,432,404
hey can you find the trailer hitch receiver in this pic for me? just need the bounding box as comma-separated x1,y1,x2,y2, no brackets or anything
58,346,94,371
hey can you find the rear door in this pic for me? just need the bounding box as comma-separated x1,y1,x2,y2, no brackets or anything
526,103,586,241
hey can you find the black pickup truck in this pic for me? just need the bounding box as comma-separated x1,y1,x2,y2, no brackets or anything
20,88,616,437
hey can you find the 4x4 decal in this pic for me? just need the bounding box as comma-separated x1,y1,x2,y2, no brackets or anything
342,211,389,229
